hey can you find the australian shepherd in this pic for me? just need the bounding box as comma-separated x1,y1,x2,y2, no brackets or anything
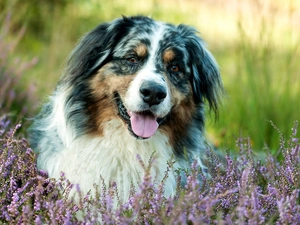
29,16,223,202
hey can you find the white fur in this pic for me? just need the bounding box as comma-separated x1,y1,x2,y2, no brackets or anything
36,87,76,175
43,113,186,202
124,23,171,117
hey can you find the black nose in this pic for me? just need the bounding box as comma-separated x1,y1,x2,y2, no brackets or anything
140,81,167,106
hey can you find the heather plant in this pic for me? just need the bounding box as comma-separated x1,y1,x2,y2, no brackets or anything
1,113,299,224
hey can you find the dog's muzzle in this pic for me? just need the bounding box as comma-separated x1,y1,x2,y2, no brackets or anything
139,81,167,107
115,81,168,139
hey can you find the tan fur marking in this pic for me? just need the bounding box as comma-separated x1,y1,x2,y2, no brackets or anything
163,49,175,63
88,62,136,136
135,44,147,57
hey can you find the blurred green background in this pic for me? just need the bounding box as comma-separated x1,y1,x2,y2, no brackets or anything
1,0,299,153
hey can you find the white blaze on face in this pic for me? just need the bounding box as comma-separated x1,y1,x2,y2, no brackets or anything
124,23,171,138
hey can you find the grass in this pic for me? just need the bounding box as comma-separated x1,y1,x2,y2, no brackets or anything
213,9,300,152
1,0,300,152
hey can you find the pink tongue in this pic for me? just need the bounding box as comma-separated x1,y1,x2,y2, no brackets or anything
128,112,158,138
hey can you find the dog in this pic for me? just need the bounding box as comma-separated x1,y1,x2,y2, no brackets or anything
29,16,223,202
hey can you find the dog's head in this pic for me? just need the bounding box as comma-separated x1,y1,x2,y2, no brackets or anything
64,16,223,140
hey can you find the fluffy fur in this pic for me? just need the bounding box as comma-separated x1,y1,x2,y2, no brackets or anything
29,16,223,202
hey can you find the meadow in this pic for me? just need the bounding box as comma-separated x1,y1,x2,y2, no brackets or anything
1,0,300,151
0,0,299,224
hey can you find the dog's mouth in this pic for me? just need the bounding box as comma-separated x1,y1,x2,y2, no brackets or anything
115,92,165,139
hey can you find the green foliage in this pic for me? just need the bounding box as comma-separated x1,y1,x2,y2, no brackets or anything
0,13,38,125
212,6,300,152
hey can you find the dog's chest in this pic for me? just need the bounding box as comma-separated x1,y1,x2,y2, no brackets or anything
49,120,179,201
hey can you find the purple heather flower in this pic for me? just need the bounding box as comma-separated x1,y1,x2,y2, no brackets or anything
35,216,43,225
1,109,299,223
7,192,19,217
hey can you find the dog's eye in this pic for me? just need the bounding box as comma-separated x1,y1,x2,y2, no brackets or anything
170,65,179,72
127,57,138,64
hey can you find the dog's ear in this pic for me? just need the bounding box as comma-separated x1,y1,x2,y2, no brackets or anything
65,17,133,84
178,25,224,114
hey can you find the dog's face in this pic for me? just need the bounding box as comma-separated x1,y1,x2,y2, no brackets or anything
65,16,223,141
90,21,194,139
